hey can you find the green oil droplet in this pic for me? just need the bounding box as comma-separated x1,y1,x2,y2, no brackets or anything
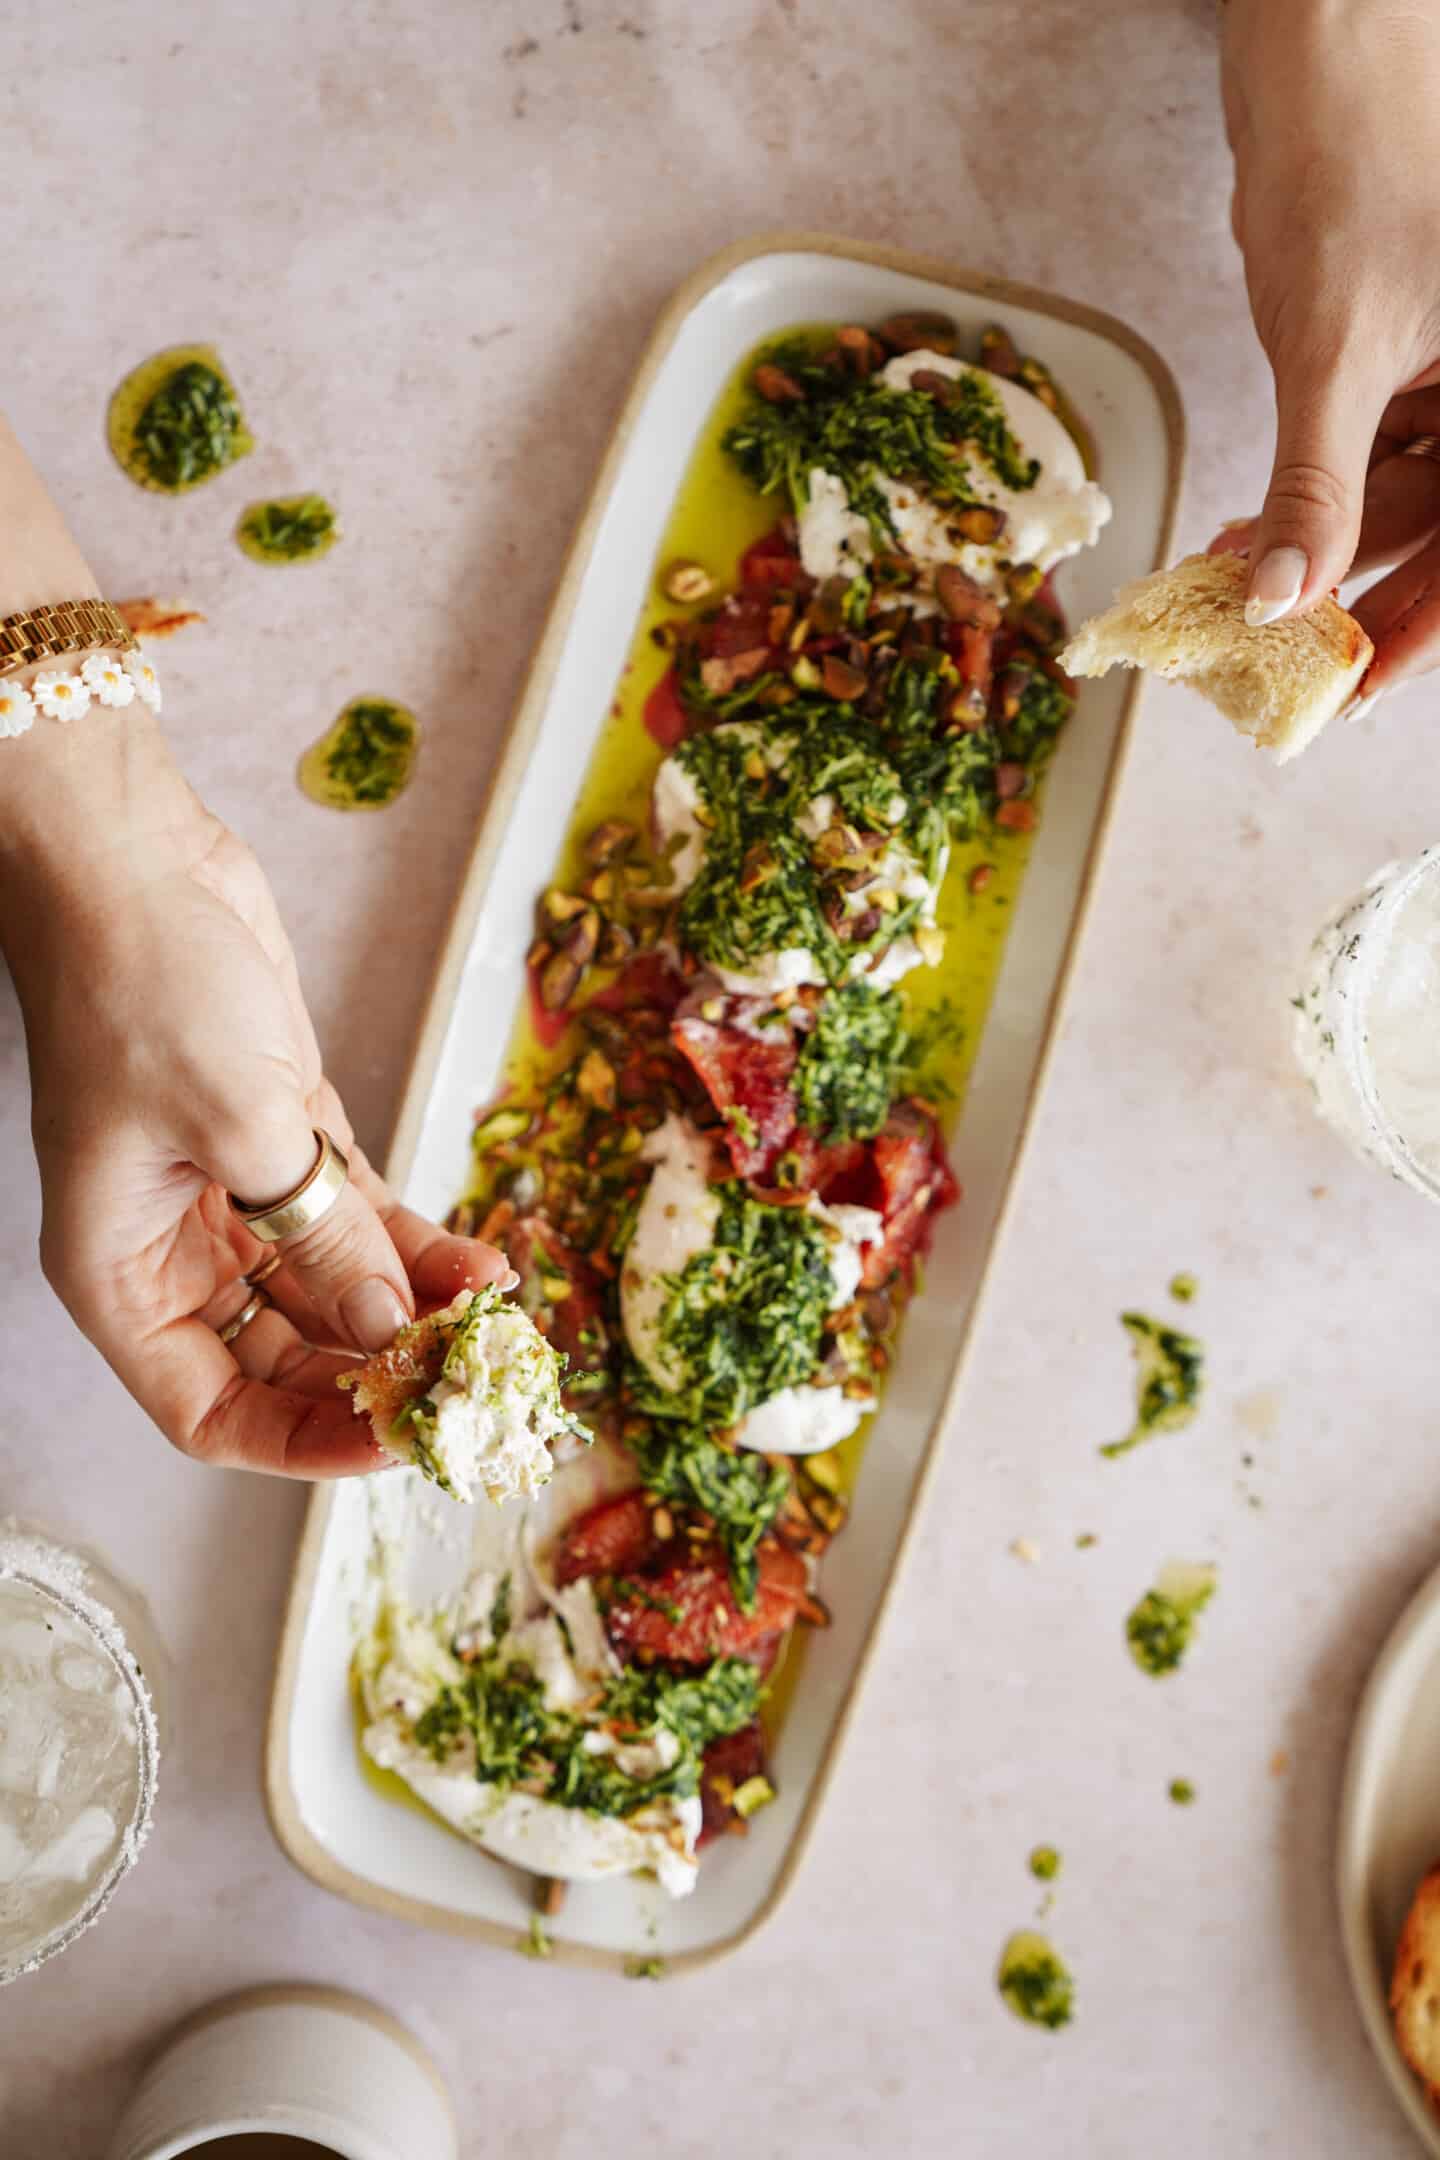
997,1930,1075,2030
107,345,253,493
300,696,418,811
236,493,340,564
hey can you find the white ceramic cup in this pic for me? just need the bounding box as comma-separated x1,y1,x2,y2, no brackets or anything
106,1984,458,2160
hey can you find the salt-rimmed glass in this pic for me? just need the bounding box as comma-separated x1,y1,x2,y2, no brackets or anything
0,1520,162,1984
1293,845,1440,1201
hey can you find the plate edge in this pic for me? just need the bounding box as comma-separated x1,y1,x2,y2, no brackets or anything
1336,1560,1440,2154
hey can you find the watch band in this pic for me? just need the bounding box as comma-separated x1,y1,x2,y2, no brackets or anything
0,599,139,679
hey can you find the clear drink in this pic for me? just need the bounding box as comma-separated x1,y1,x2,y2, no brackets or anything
1294,847,1440,1200
0,1522,160,1983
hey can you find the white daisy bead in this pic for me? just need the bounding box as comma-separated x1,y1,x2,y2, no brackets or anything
0,680,36,738
32,671,90,722
81,651,136,708
122,652,161,711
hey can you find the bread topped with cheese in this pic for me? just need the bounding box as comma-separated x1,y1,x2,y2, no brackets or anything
1059,550,1373,763
340,1287,585,1506
1392,1861,1440,2111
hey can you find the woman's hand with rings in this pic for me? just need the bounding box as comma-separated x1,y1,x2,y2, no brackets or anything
8,804,511,1477
1215,0,1440,700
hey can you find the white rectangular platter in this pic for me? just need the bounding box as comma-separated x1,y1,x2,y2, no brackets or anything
266,233,1183,1973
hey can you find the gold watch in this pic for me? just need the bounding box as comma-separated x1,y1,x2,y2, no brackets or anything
0,599,138,678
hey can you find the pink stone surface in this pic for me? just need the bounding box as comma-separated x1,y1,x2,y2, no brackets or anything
0,1,1431,2154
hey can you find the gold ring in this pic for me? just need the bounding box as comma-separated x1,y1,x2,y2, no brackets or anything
217,1289,270,1346
1403,434,1440,465
229,1128,350,1244
245,1250,284,1289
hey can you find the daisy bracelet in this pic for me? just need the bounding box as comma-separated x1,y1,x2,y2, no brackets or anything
0,649,161,739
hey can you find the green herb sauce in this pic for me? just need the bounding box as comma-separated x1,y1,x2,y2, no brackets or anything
1169,1778,1196,1805
998,1930,1075,2030
415,1628,760,1821
723,333,1039,549
638,1183,839,1429
300,696,418,812
623,1420,788,1611
795,981,905,1139
1102,1312,1204,1460
1126,1563,1216,1678
673,652,1050,990
108,346,253,493
670,725,849,985
237,492,340,564
1169,1271,1198,1304
1028,1845,1062,1882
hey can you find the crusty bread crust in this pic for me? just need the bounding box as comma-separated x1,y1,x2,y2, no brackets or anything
339,1304,453,1436
1391,1861,1440,2112
1060,552,1373,763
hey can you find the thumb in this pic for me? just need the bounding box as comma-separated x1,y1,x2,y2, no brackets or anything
216,1116,414,1354
1245,352,1388,625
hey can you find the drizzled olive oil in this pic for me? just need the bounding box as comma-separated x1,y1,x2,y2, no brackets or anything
351,1671,436,1822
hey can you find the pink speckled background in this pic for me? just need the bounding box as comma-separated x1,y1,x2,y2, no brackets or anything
1,2,1434,2154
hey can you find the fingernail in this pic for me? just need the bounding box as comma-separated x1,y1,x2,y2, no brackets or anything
1245,547,1308,627
339,1277,410,1352
498,1268,520,1293
1344,690,1382,725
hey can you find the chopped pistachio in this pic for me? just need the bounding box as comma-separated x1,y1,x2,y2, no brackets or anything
661,558,716,604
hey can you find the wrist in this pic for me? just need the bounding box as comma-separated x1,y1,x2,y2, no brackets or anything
0,412,220,956
0,701,211,926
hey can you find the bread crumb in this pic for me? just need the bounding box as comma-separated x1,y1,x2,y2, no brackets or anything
1009,1537,1040,1566
115,596,206,638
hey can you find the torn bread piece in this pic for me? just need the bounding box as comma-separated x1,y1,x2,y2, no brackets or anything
340,1286,589,1505
1392,1861,1440,2114
1059,551,1372,763
115,596,206,638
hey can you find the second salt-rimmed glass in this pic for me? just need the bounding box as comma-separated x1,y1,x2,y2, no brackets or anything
0,1521,162,1985
1293,846,1440,1202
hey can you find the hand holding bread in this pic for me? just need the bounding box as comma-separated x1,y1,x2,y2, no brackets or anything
1059,553,1372,763
1221,0,1440,693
